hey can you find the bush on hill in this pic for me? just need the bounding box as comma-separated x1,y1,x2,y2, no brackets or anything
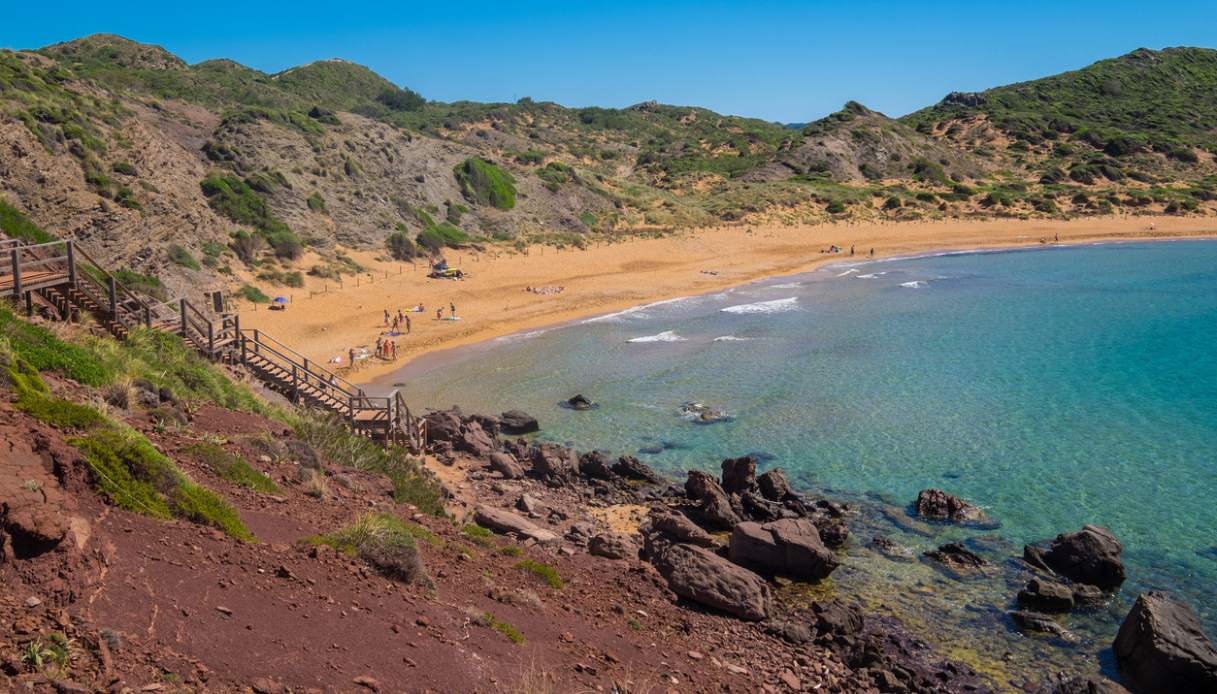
454,158,516,210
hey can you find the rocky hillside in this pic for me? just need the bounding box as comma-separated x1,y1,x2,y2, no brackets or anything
3,35,1217,297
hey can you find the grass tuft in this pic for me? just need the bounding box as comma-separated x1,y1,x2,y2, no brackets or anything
514,559,564,589
181,442,279,493
307,513,429,584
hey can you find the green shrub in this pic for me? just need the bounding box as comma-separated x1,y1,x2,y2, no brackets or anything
482,613,524,644
536,162,574,191
514,559,563,588
167,244,201,270
306,192,326,212
461,524,495,547
376,87,425,112
237,284,269,303
293,414,444,515
0,199,55,243
200,174,301,258
385,230,416,260
181,442,279,493
454,158,516,210
308,512,428,583
416,223,469,252
514,149,545,165
0,306,109,385
111,161,138,176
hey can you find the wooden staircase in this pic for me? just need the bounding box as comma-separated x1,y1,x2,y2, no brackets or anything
1,232,426,452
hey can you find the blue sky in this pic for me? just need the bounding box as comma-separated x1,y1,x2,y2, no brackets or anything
3,1,1216,122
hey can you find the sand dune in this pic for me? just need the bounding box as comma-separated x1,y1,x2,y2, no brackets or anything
239,215,1215,384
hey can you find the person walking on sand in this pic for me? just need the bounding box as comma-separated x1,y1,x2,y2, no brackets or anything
436,307,443,321
405,314,411,334
391,341,398,360
375,337,383,357
450,302,457,317
348,348,356,371
869,248,875,257
383,309,389,327
850,245,855,256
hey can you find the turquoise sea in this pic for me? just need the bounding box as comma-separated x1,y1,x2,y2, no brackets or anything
376,240,1217,685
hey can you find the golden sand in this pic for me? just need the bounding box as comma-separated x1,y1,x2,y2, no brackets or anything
239,215,1215,384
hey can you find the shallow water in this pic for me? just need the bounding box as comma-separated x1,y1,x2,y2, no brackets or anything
377,241,1217,687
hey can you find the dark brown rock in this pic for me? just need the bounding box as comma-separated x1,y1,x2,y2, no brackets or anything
924,542,986,573
1018,578,1075,613
720,456,757,495
499,410,539,435
756,468,793,501
915,488,991,525
611,455,661,483
1043,525,1126,590
650,542,770,621
487,452,524,480
1113,591,1217,693
577,451,615,480
728,519,838,581
588,533,637,561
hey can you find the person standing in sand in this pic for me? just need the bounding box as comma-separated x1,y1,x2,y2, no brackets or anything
405,314,411,334
383,309,389,327
436,307,443,320
450,302,457,317
348,348,356,371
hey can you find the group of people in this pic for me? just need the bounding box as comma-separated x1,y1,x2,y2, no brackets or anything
525,286,564,295
823,244,875,257
384,308,413,334
374,336,399,361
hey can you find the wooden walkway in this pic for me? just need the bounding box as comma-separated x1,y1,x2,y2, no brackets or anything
0,232,425,450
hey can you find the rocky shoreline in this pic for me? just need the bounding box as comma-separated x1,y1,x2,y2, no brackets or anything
424,405,1217,693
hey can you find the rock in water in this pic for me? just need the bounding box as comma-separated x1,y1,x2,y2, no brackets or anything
914,488,992,525
1009,611,1075,640
1113,591,1217,693
1043,525,1126,589
728,519,839,581
1018,577,1076,613
499,410,539,435
650,542,770,621
924,542,986,574
577,451,615,480
720,456,757,495
567,394,594,410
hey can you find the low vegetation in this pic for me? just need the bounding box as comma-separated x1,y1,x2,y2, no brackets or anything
454,157,516,210
514,559,564,589
200,174,302,259
306,512,429,584
181,442,280,493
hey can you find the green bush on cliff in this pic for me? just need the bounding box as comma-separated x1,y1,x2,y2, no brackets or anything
454,157,516,210
181,442,280,493
0,200,56,244
307,512,429,584
199,174,302,259
0,306,109,385
294,414,444,515
415,223,469,251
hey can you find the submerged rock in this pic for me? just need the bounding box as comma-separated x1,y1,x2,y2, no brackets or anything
678,402,731,423
566,394,595,411
914,488,993,526
924,542,986,574
1009,610,1076,640
1113,591,1217,693
1018,577,1075,613
1042,525,1126,589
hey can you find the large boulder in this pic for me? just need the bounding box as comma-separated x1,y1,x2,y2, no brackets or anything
612,456,661,484
423,408,463,444
720,456,757,495
644,510,720,550
1043,525,1125,590
529,445,578,484
757,468,794,502
499,410,539,435
473,506,558,544
650,542,770,621
455,420,495,457
914,488,991,525
685,470,741,529
487,452,525,480
1113,591,1217,693
588,533,637,561
467,414,502,438
728,519,839,581
566,394,594,411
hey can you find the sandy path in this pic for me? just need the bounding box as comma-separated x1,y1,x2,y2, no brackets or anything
238,215,1216,384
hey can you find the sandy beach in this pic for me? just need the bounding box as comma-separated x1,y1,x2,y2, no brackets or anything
237,215,1217,384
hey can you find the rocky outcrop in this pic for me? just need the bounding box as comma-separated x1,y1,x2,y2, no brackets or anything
611,455,661,484
643,510,720,550
498,410,539,435
720,456,756,495
1009,611,1074,640
528,444,578,485
577,451,615,480
649,542,770,621
566,394,594,411
914,488,992,525
1113,591,1217,693
756,469,793,502
728,519,838,581
487,452,525,480
684,470,741,530
1034,674,1131,694
1042,525,1125,589
473,505,558,544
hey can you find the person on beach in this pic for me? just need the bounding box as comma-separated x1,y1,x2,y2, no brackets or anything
450,302,457,317
850,245,855,256
375,337,383,357
397,309,404,325
348,348,356,371
436,307,443,320
405,314,411,334
869,248,875,257
383,309,389,326
391,341,398,360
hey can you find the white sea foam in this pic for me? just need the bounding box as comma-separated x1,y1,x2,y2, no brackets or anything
627,330,687,343
900,281,926,289
837,268,860,277
770,282,803,289
496,329,547,342
720,297,799,315
855,271,888,279
713,335,754,342
581,296,696,324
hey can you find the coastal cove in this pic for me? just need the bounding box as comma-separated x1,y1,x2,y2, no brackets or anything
375,239,1217,684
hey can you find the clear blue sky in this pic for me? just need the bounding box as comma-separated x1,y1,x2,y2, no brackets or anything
3,1,1216,122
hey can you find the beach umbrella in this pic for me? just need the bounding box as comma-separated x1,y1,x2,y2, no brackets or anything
273,296,289,303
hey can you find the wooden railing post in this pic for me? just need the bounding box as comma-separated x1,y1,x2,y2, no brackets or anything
143,305,151,328
10,249,20,300
66,241,76,285
207,320,215,356
107,277,118,316
291,365,299,402
179,298,188,337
